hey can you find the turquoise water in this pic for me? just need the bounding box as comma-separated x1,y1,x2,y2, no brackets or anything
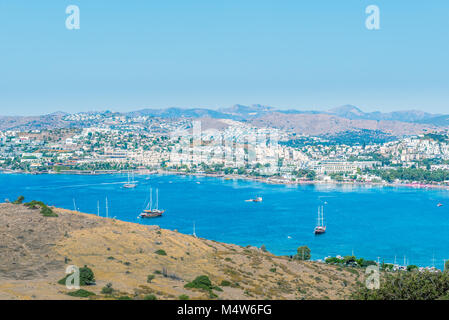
2,173,449,269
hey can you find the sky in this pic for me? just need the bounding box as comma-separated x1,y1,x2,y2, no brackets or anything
0,0,448,116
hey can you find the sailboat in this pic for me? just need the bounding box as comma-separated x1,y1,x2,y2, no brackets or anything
139,188,164,218
123,171,137,188
314,205,326,235
245,196,263,202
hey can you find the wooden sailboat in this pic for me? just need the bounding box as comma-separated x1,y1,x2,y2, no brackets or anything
314,206,326,235
123,171,137,188
139,188,164,218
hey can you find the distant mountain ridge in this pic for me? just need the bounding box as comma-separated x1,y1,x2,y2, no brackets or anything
326,105,440,122
1,104,448,134
126,107,238,120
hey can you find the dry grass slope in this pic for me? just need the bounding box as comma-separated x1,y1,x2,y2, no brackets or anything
0,203,360,300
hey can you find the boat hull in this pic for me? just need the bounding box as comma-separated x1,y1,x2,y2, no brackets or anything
314,226,326,235
139,210,165,218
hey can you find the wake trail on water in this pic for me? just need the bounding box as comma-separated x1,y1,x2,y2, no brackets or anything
26,181,127,190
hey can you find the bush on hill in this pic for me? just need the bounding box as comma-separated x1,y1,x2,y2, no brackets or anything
12,195,25,204
67,289,95,298
295,246,311,260
58,265,95,286
24,200,58,217
353,271,449,300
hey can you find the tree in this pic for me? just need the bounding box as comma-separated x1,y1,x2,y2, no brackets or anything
58,265,95,286
13,195,25,204
407,265,418,272
295,246,311,261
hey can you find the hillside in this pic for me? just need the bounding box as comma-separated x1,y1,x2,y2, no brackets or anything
250,112,437,136
0,202,360,300
1,105,447,135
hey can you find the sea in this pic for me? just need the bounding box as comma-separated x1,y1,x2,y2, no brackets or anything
2,173,449,269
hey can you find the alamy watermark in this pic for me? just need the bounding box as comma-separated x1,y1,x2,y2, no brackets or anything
365,265,380,289
365,5,380,30
66,5,80,30
63,5,378,31
169,120,282,173
65,265,80,289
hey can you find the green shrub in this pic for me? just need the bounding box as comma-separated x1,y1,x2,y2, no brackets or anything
24,200,58,217
101,283,114,295
381,263,394,271
220,280,231,287
185,275,214,292
41,206,58,217
407,265,419,272
13,195,25,204
325,257,343,264
343,256,357,264
67,289,95,298
58,265,95,286
117,296,132,300
295,246,311,260
154,249,167,256
359,259,377,268
269,268,276,273
143,294,157,300
353,271,449,300
178,294,189,300
147,274,155,283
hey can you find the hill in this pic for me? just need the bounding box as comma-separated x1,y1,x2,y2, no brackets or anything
1,105,446,136
250,112,437,136
0,202,360,300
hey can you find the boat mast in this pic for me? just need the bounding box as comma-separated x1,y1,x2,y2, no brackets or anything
156,188,159,210
106,197,109,218
73,198,77,211
317,206,323,227
320,206,322,226
317,207,320,227
149,188,153,210
321,206,324,226
97,200,100,216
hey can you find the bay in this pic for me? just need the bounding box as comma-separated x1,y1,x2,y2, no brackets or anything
2,173,448,269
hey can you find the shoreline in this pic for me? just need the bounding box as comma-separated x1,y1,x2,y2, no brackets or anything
2,169,449,191
1,172,446,271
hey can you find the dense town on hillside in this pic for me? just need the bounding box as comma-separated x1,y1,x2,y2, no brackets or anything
1,114,449,185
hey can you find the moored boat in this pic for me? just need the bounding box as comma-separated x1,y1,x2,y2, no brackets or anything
123,172,137,189
314,206,326,235
245,196,263,202
139,188,164,218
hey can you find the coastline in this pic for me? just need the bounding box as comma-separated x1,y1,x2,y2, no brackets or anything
2,168,449,191
1,170,447,270
0,202,360,300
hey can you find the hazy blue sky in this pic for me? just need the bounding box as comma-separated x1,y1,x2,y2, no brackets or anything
0,0,448,115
